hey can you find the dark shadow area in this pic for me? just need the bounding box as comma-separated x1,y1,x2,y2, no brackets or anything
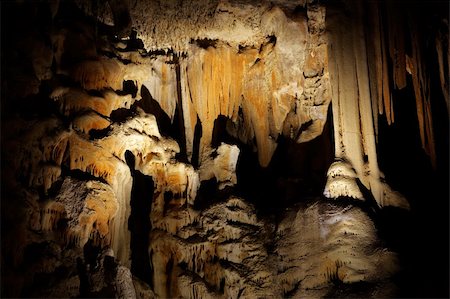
191,116,203,168
377,72,449,298
138,86,172,134
125,150,154,285
235,107,334,219
212,115,239,148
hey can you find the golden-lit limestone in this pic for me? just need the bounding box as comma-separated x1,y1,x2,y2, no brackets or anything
72,57,124,91
50,87,136,117
67,110,199,266
142,56,178,121
41,178,118,248
198,142,240,186
129,0,268,51
7,108,202,268
240,54,277,167
68,2,331,169
73,112,111,134
68,134,120,184
183,45,248,163
117,4,326,168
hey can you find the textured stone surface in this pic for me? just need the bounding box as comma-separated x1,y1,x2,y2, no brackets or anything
3,0,446,298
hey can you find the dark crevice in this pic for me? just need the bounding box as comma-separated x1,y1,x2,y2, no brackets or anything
191,38,219,49
211,115,237,148
139,85,172,135
165,257,174,298
109,101,138,123
284,279,301,298
191,116,203,168
121,80,138,98
89,126,112,140
235,109,334,220
125,150,154,285
174,55,188,162
60,167,109,186
377,74,449,298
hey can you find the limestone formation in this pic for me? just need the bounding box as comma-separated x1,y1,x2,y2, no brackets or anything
275,201,399,298
1,0,447,298
76,0,332,167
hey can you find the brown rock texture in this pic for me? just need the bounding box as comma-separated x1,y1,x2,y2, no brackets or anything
1,0,448,298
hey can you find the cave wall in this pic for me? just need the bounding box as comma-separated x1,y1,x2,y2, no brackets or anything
1,0,448,298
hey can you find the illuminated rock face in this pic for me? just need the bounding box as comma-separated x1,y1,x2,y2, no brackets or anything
324,1,410,210
75,0,331,168
2,0,448,298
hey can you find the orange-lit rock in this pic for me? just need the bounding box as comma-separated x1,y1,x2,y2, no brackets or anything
41,178,118,248
4,0,445,297
50,88,136,117
73,112,111,135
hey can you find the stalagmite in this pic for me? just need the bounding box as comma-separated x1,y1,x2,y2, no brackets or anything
276,201,399,298
149,197,273,298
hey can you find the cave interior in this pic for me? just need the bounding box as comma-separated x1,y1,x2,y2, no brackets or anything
1,0,449,298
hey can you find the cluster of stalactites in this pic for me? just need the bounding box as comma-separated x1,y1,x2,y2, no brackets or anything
74,0,331,169
325,0,411,209
365,0,447,168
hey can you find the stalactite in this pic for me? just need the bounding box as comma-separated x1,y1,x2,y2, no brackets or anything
386,1,407,90
366,1,383,138
326,4,365,199
435,20,450,114
381,18,393,125
183,46,248,164
325,0,409,208
352,0,385,204
142,56,178,120
408,17,437,168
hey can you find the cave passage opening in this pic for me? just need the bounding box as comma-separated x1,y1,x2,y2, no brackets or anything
125,150,154,286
